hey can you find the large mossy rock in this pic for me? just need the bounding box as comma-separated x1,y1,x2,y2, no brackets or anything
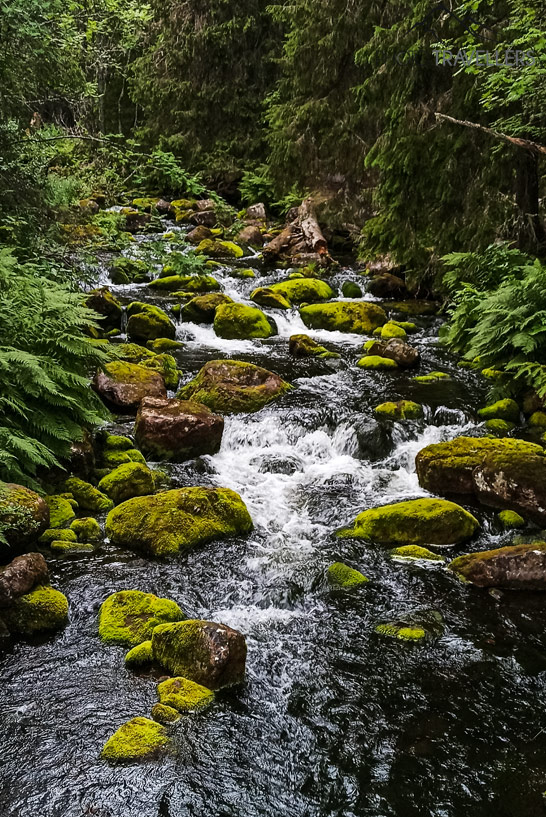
327,562,369,588
149,274,220,293
181,293,233,324
93,361,167,413
289,334,339,360
126,303,176,342
1,585,68,635
195,239,244,258
85,288,123,331
157,676,215,713
213,302,275,340
134,397,224,462
152,619,247,689
0,553,49,607
177,360,291,414
415,436,546,522
101,717,171,762
64,477,113,513
299,301,387,334
0,483,49,552
338,498,479,546
98,462,155,505
105,487,253,557
250,288,291,310
98,589,184,645
449,543,546,589
266,278,334,305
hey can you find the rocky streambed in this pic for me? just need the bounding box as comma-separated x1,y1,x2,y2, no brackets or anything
1,206,546,817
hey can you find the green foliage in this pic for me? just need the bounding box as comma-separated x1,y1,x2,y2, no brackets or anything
239,166,276,207
0,248,110,487
132,149,205,196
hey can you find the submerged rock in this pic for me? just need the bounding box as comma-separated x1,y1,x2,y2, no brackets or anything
365,338,420,367
0,483,49,550
177,360,291,414
181,293,233,323
449,543,546,589
101,717,171,762
375,610,444,642
338,498,479,546
289,334,339,360
0,553,49,607
105,487,253,557
374,400,423,420
327,562,369,588
134,397,224,462
157,676,215,712
98,590,184,646
98,462,155,505
152,619,247,689
415,436,546,522
1,585,68,635
213,302,275,339
300,301,387,334
93,361,167,413
390,545,444,562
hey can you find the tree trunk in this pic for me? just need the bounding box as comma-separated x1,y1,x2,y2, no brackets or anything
515,152,546,253
298,197,328,254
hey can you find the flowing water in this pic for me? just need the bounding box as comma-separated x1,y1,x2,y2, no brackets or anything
2,225,546,817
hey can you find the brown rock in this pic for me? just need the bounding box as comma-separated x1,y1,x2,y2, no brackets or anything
186,225,213,244
134,397,224,462
367,338,420,367
152,619,247,689
156,199,174,216
123,210,152,233
190,210,217,228
237,225,263,247
93,362,167,413
449,543,546,590
367,273,408,299
0,484,49,552
245,203,266,221
0,553,49,608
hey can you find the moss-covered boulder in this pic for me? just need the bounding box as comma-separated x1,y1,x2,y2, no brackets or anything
390,545,444,561
93,361,167,413
70,517,101,541
338,498,479,546
150,274,220,293
64,478,113,513
137,353,180,391
498,510,525,529
102,448,146,468
101,717,171,762
529,411,546,428
213,302,275,340
341,281,362,298
146,338,182,353
379,322,407,340
485,419,515,435
0,483,49,551
327,562,369,588
177,360,291,415
151,704,181,724
449,543,546,589
126,303,176,342
44,494,76,528
288,334,339,360
266,278,334,305
152,619,246,689
1,585,68,634
85,288,123,331
157,676,215,713
357,355,398,371
39,527,78,544
478,399,520,423
49,540,94,554
125,640,153,668
109,257,150,285
98,462,155,505
195,239,244,258
99,590,184,646
375,611,444,642
374,401,423,420
300,301,387,334
415,436,546,522
134,397,224,462
181,293,233,323
250,287,291,310
105,487,253,557
413,372,451,384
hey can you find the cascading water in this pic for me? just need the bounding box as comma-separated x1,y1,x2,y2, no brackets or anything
2,224,546,817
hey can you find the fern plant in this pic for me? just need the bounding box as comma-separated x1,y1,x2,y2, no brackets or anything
0,248,110,488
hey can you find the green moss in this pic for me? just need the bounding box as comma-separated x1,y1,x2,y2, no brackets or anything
115,344,156,365
529,411,546,428
338,498,479,546
98,462,155,505
234,268,256,279
266,278,334,305
327,562,369,588
147,338,183,353
106,487,253,557
39,527,78,543
389,545,444,561
498,510,525,529
387,300,439,315
177,359,292,415
126,304,175,342
64,478,113,513
99,590,184,646
341,281,362,298
362,340,375,351
101,717,171,762
125,640,153,668
413,371,451,383
151,703,181,724
300,301,387,334
181,293,233,323
150,274,220,293
376,623,427,641
250,288,291,310
289,334,339,360
44,494,76,528
357,355,398,370
214,302,275,340
2,585,68,634
380,322,407,340
375,611,443,641
102,434,133,451
110,257,150,285
485,419,515,434
70,517,101,541
157,676,215,712
195,239,244,258
50,540,94,554
374,400,423,420
103,448,146,468
478,399,520,423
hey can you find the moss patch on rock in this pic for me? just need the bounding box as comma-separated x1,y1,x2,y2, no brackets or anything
98,590,184,646
390,545,444,561
498,510,525,529
374,400,423,420
478,399,520,423
327,562,369,588
101,717,171,762
70,517,101,541
125,640,153,668
64,478,113,513
267,278,334,305
98,462,155,505
2,585,68,634
151,703,181,724
357,355,398,370
157,676,214,713
300,301,387,334
213,303,275,340
44,495,76,528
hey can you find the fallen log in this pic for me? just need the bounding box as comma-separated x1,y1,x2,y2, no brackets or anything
262,223,297,258
298,197,329,255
